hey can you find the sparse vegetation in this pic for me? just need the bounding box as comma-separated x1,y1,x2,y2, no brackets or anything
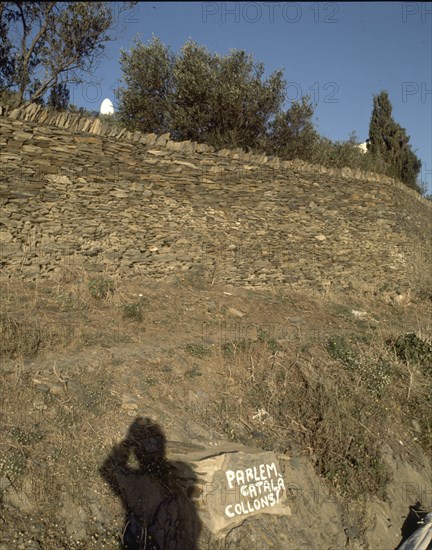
144,375,157,386
0,450,27,483
185,343,212,358
0,269,431,548
122,298,147,322
257,328,283,353
390,332,432,370
88,276,115,300
185,364,203,378
8,425,44,446
215,333,396,500
0,314,43,357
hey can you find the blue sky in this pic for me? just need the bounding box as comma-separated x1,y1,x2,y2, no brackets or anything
70,2,432,193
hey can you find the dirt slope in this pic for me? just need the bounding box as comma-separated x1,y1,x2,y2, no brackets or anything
1,272,431,549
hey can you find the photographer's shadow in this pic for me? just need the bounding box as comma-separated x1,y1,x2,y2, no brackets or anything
100,417,201,550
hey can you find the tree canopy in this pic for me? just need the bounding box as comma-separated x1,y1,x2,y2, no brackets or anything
0,2,136,107
267,96,319,160
116,36,286,150
117,44,424,193
116,36,174,134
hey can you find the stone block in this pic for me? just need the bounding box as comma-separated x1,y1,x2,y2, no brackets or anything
168,443,291,538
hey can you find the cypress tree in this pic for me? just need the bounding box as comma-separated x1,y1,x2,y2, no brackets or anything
368,91,421,191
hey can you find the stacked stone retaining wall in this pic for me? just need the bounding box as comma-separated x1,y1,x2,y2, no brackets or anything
0,103,431,293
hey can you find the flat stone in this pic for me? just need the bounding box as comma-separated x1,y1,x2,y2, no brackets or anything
59,495,88,540
21,144,43,153
228,307,245,318
32,394,47,411
13,131,33,140
48,382,67,397
3,478,34,513
174,160,199,170
110,190,129,198
147,149,167,156
169,445,291,537
155,132,170,146
121,394,139,411
0,476,11,491
288,316,305,325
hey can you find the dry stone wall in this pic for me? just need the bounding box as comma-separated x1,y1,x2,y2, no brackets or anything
0,103,431,293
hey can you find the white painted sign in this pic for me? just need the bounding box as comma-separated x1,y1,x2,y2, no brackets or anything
190,449,291,536
224,462,286,518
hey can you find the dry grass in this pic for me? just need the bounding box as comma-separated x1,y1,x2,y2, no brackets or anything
0,267,431,547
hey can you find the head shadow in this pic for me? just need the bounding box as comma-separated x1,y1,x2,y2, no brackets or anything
100,416,201,549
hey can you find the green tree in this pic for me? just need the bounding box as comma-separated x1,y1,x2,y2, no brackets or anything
368,91,421,191
0,3,15,92
170,40,219,142
116,35,174,134
116,37,286,150
208,48,285,149
0,2,136,106
267,96,318,160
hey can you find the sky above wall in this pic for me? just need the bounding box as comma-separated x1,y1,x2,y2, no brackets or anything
70,2,432,194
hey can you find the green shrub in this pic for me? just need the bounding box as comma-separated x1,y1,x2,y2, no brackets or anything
185,343,212,358
360,359,393,398
0,451,27,483
122,299,145,322
327,335,361,368
327,334,392,397
88,277,115,300
8,426,44,446
257,328,283,353
390,333,432,371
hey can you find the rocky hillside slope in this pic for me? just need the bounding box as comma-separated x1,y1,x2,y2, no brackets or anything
1,274,431,549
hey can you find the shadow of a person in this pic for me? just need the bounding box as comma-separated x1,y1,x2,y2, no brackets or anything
100,417,201,550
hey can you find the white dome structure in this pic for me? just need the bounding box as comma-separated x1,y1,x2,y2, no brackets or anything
357,138,370,154
100,98,114,115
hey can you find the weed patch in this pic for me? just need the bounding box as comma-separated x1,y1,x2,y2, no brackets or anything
257,328,283,353
143,376,157,386
327,334,392,397
215,335,394,500
185,343,212,358
0,449,27,484
390,333,432,371
0,314,43,358
122,297,147,322
185,364,203,378
88,276,115,300
8,425,44,446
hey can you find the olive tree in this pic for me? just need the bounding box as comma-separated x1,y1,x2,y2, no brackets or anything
116,36,286,150
0,1,136,106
